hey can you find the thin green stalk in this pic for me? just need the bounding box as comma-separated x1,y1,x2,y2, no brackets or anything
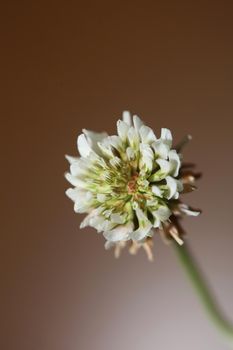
173,242,233,347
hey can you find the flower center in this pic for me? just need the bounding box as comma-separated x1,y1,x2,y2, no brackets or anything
127,173,139,194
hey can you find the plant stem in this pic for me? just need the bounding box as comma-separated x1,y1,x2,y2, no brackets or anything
173,242,233,347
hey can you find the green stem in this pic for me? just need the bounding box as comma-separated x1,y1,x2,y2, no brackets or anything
173,242,233,347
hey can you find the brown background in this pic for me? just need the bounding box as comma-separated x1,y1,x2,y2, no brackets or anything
1,1,233,349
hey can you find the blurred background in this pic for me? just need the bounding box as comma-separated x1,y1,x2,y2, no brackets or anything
1,1,233,349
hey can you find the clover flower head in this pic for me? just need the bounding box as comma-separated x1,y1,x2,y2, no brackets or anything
65,111,200,260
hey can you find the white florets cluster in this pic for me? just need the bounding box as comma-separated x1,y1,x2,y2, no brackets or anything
65,111,200,258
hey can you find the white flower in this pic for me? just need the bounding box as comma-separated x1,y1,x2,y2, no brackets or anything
65,111,201,260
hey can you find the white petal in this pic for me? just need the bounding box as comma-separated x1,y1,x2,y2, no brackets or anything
177,180,184,192
107,135,123,152
134,223,151,237
131,226,153,241
89,216,107,231
156,159,171,174
131,208,153,240
74,203,89,213
65,188,81,202
65,155,79,164
81,208,109,231
110,213,126,224
168,150,181,177
104,223,133,242
126,147,135,160
83,129,108,155
152,140,170,159
152,206,171,226
139,125,157,144
135,207,147,223
133,115,144,132
165,176,178,199
70,159,89,177
77,134,92,157
161,128,172,147
117,120,130,142
80,208,100,228
127,127,140,149
65,173,87,188
74,191,93,213
102,220,119,232
151,185,162,197
80,215,92,229
152,216,161,228
97,139,114,158
122,111,132,126
156,206,171,221
139,143,154,172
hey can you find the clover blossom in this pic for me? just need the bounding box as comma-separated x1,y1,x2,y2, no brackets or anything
65,111,200,260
